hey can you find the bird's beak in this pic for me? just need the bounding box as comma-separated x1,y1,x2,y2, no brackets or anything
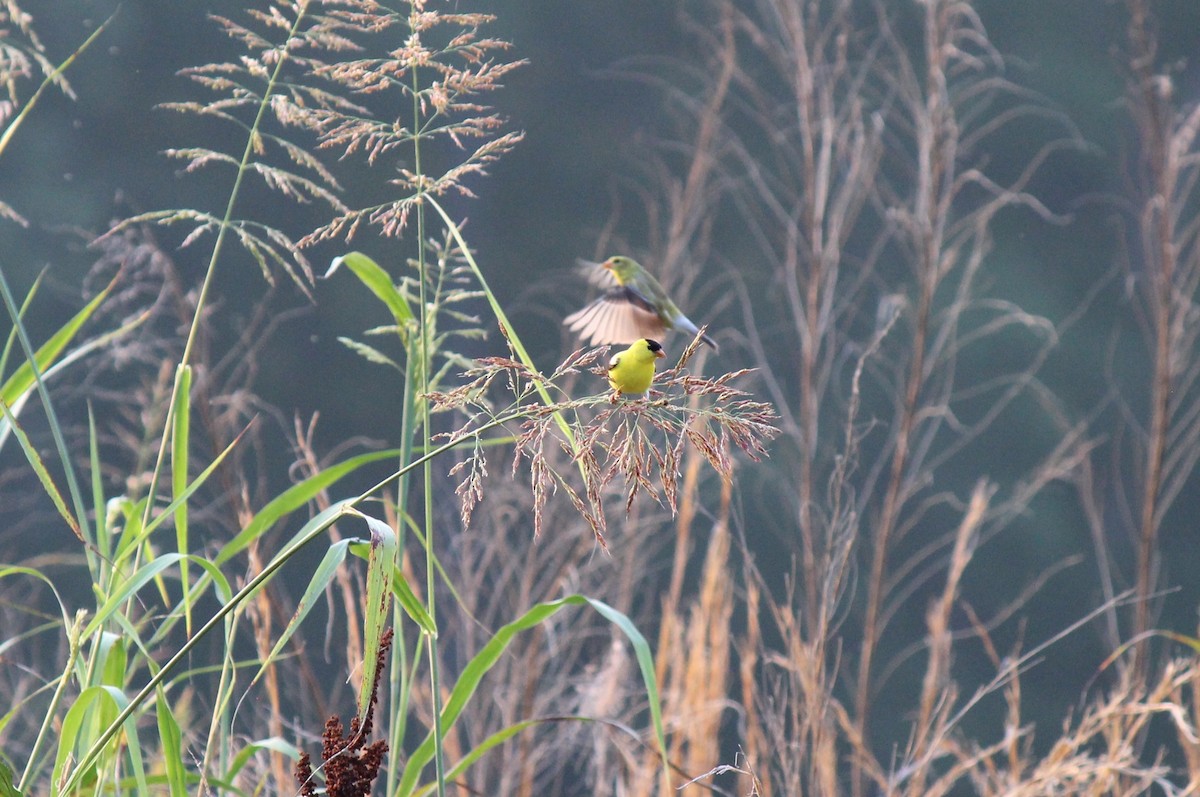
602,259,614,271
655,350,666,359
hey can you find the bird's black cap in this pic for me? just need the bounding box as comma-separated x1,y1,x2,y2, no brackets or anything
645,339,663,352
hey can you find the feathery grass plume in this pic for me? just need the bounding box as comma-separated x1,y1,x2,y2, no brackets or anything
0,1,83,224
430,335,779,548
111,1,369,291
1115,0,1200,665
298,1,526,244
0,2,59,123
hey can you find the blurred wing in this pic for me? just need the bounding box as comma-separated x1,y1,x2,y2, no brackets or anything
565,288,665,346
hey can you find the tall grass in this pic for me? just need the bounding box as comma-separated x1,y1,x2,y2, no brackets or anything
621,0,1200,795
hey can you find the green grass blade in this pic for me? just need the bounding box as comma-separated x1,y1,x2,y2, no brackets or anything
114,427,249,572
0,269,43,388
0,305,151,455
88,407,110,565
346,539,437,635
171,365,192,635
82,555,186,639
412,717,595,797
0,267,115,552
587,597,669,781
222,738,300,785
327,251,414,332
0,760,17,797
155,686,187,797
215,448,402,565
354,511,396,718
62,503,358,794
424,197,585,480
395,594,668,795
52,684,136,795
0,274,113,407
0,399,81,541
251,538,356,687
0,8,117,159
392,564,437,635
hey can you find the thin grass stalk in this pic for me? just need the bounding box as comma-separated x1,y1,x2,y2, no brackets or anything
249,542,291,793
386,330,420,796
1125,0,1173,667
0,256,92,556
0,12,113,160
195,598,239,794
17,611,84,792
411,50,449,797
905,480,990,794
136,2,310,536
854,6,953,788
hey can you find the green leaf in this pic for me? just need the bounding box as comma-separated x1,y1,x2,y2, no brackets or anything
0,399,81,541
0,277,113,407
327,251,414,330
216,448,402,566
0,758,20,797
155,686,187,797
171,365,193,635
356,512,396,718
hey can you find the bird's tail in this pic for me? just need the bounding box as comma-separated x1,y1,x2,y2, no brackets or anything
677,316,719,352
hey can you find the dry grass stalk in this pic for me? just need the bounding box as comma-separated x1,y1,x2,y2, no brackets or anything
903,480,991,795
632,474,734,797
1118,0,1200,661
659,0,1110,794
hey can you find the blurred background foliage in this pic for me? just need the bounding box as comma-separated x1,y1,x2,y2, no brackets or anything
5,0,1200,793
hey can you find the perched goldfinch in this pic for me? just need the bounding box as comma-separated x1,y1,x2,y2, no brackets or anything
565,256,718,351
607,338,666,397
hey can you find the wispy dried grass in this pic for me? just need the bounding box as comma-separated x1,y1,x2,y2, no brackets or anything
431,333,779,550
555,0,1200,795
1110,0,1200,664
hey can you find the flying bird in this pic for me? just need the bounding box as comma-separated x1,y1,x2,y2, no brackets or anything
564,256,718,352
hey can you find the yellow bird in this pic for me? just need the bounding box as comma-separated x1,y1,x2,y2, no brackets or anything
607,338,666,398
565,256,718,351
